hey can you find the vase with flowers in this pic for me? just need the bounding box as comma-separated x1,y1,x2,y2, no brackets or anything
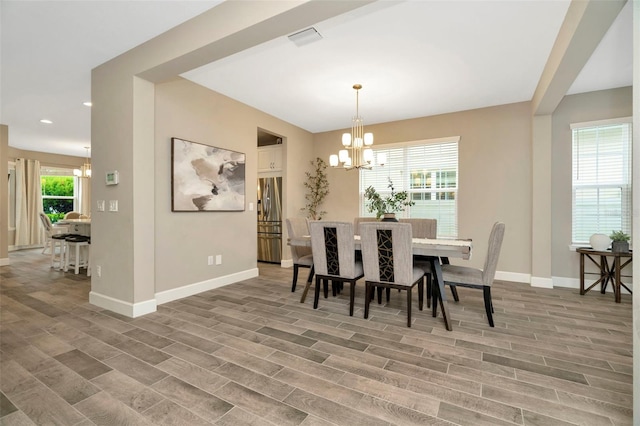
364,178,414,221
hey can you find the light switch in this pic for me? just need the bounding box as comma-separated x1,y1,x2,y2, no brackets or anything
109,200,118,212
249,202,254,211
97,200,105,212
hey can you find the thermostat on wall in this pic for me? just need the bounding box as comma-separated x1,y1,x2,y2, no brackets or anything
105,170,119,185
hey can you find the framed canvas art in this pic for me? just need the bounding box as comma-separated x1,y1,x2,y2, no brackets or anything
171,137,246,212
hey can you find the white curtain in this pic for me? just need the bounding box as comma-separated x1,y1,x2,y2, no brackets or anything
80,177,91,216
14,158,43,246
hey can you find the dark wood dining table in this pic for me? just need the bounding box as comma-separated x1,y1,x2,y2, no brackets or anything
288,235,473,331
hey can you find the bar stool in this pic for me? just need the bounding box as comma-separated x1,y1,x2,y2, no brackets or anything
64,235,91,275
50,233,69,269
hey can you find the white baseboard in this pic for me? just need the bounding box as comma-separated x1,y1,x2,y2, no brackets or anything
553,276,580,289
530,276,554,288
281,259,293,268
89,291,157,318
553,275,631,294
155,268,259,305
495,271,530,284
0,257,9,266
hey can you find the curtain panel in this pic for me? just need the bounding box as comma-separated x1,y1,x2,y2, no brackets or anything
14,158,43,247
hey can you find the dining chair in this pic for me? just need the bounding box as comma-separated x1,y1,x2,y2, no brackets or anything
285,217,314,297
39,212,69,261
353,217,379,235
63,211,82,220
441,221,505,327
399,218,437,307
309,221,363,316
360,222,425,327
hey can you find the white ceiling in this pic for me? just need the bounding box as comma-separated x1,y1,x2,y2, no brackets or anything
0,1,633,158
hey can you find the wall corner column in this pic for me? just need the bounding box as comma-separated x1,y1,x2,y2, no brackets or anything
531,114,553,288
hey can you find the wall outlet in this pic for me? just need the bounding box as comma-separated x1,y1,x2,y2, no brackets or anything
96,265,102,277
207,255,214,266
215,255,222,265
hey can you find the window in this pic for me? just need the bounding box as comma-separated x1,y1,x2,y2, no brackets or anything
360,137,459,237
41,167,78,223
571,118,632,245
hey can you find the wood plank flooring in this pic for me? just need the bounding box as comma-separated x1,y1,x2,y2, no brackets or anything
0,249,633,425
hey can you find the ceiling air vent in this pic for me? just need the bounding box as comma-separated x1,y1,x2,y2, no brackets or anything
288,27,323,47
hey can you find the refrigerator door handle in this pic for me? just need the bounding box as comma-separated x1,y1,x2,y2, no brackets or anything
264,180,270,219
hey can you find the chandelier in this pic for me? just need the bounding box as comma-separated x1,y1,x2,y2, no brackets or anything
329,84,384,170
74,146,92,178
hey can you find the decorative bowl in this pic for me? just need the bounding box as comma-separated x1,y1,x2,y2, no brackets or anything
589,233,611,251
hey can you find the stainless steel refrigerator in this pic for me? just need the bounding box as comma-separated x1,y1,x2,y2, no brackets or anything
257,177,282,263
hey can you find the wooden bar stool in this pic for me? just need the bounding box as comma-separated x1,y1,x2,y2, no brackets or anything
50,234,69,269
64,235,91,275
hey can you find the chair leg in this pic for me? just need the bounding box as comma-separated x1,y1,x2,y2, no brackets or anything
426,274,431,309
406,287,412,327
349,281,356,316
291,265,299,292
306,265,314,283
300,281,312,303
377,287,382,304
364,282,371,319
432,278,439,318
313,277,321,309
385,288,391,302
450,284,460,302
418,278,424,311
324,280,329,298
483,286,494,327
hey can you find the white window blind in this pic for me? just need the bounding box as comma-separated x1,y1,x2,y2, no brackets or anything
571,119,632,245
360,137,459,237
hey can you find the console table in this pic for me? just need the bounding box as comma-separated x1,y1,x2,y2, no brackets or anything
576,247,632,303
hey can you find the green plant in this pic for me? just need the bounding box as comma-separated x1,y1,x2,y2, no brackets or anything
609,230,630,242
364,178,415,219
301,157,329,220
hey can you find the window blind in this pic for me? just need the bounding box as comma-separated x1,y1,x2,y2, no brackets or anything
360,137,459,237
571,119,632,244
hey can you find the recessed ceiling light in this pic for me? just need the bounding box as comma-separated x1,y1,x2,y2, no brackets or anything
40,119,53,124
83,101,92,107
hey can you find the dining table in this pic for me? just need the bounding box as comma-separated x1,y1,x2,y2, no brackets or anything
57,218,91,237
288,235,473,331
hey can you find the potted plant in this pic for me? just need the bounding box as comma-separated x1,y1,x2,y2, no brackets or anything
301,157,329,220
609,230,630,253
364,178,414,220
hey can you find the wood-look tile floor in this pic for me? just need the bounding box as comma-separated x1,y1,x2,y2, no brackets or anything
0,249,633,425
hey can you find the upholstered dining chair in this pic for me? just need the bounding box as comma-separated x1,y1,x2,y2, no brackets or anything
441,221,505,327
360,222,425,327
309,221,363,316
399,218,437,307
285,218,314,298
353,217,379,235
63,211,82,220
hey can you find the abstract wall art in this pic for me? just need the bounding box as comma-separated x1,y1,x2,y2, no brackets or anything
171,137,245,212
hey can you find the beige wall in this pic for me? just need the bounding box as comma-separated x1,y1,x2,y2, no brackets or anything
314,102,533,275
551,87,633,279
154,78,313,293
